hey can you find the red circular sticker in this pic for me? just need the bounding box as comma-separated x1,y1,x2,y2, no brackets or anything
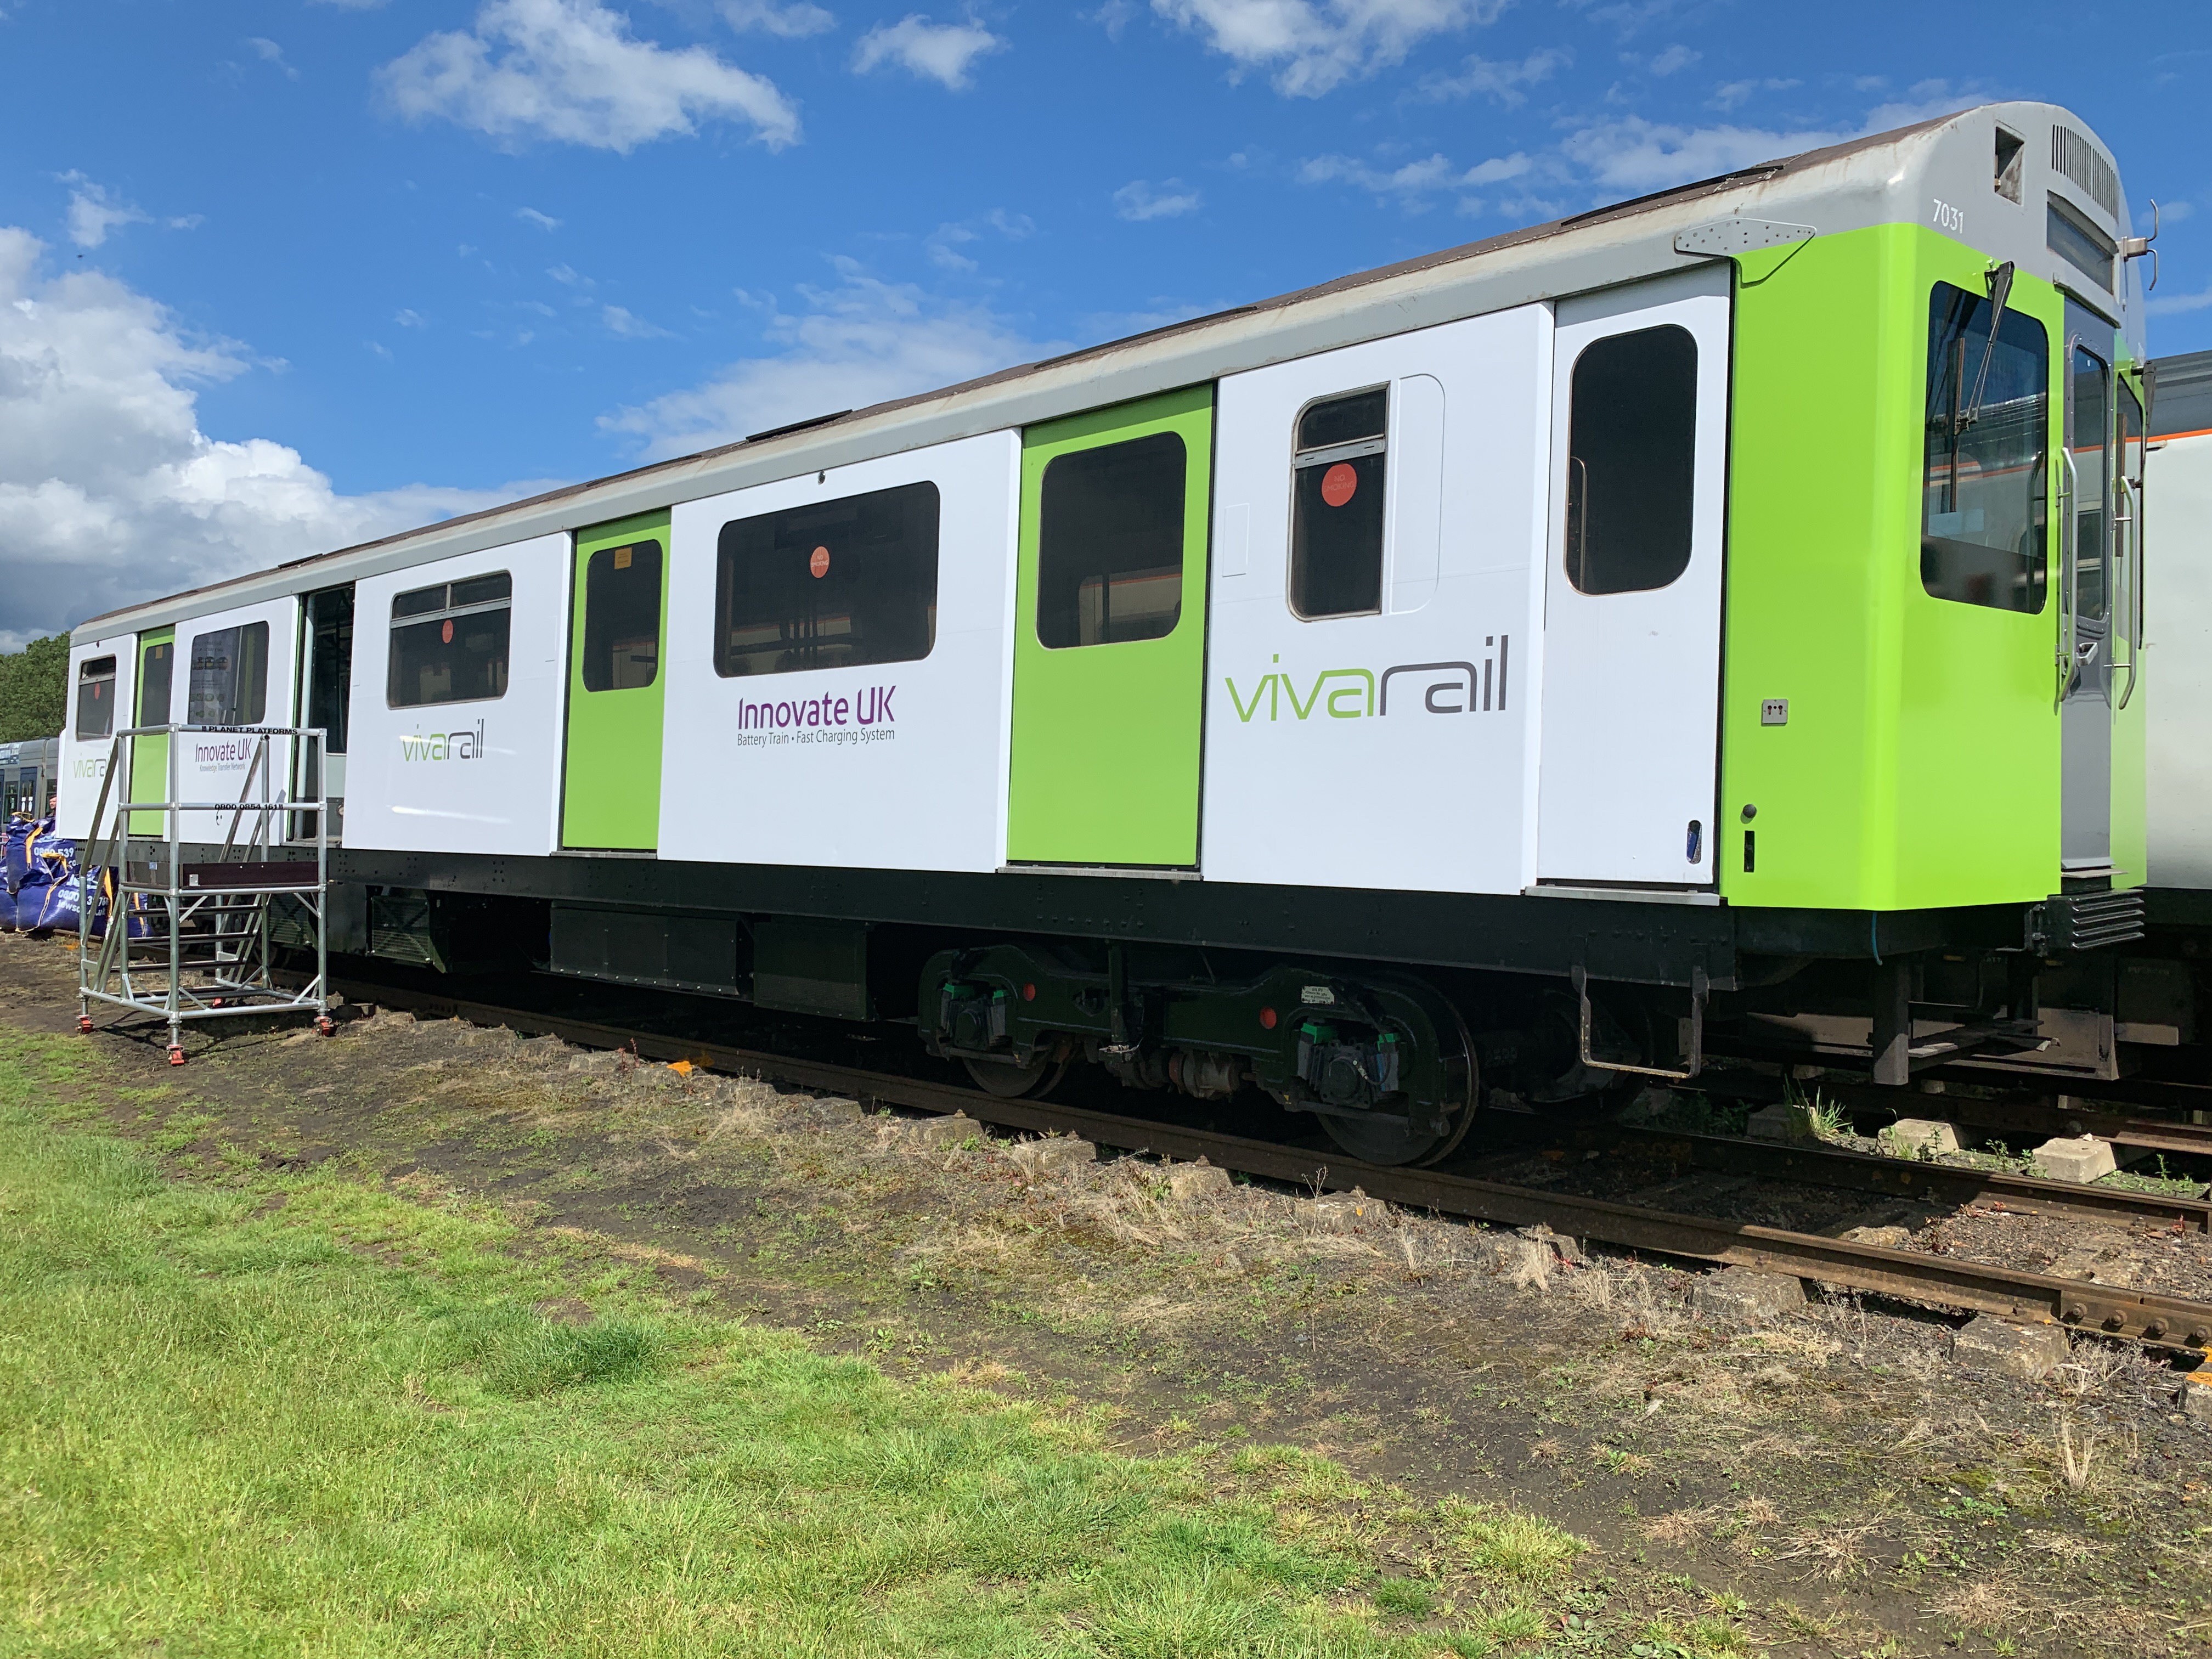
441,619,454,644
1320,462,1358,507
809,545,831,578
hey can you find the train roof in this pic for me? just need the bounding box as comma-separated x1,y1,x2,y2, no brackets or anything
75,100,2141,645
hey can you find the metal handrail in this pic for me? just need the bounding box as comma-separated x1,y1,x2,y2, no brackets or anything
2056,442,2081,701
2113,473,2141,710
76,723,332,1063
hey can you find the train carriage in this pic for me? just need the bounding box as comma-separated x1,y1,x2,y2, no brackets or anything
58,101,2172,1161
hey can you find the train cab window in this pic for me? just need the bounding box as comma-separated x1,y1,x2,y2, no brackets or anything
187,622,269,725
1289,388,1388,619
1565,326,1699,595
138,640,173,727
387,573,512,708
580,541,663,692
714,482,939,676
1921,282,2050,612
74,657,116,740
1036,431,1187,648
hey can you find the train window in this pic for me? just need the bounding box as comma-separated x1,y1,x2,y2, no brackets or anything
2046,196,2114,292
1290,387,1387,619
387,573,512,708
187,622,269,725
580,541,663,692
303,588,354,755
2071,346,2111,624
714,482,939,677
1921,282,2049,613
1036,431,1187,648
138,640,173,726
74,657,116,741
1565,326,1699,595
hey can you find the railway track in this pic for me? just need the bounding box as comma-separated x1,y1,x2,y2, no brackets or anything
317,973,2212,1356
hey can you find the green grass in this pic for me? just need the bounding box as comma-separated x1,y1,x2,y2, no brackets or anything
0,1040,1590,1657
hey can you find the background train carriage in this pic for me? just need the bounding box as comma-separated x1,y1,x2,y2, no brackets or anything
56,101,2181,1163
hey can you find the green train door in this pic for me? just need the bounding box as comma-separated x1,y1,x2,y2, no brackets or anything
561,511,670,851
128,628,175,835
1006,386,1214,867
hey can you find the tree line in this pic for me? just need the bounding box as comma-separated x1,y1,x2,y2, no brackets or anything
0,636,67,742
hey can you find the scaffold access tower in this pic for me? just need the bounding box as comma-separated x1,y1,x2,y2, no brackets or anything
77,724,334,1064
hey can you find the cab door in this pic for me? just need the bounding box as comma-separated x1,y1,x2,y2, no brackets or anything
1535,264,1731,886
561,511,669,851
2060,311,2115,872
128,628,174,835
1005,386,1212,867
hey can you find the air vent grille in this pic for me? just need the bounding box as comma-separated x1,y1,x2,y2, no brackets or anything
2051,127,2119,218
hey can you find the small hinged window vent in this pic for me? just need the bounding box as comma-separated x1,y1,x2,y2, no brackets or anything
2051,126,2119,219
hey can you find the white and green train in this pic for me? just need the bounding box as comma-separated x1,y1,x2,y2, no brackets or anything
58,101,2187,1162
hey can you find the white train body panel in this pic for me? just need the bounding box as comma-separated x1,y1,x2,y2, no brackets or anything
167,596,300,846
347,534,570,857
661,432,1020,874
2147,425,2212,890
57,633,136,839
1201,306,1552,894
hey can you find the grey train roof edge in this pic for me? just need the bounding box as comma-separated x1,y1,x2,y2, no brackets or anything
74,100,2140,646
2151,349,2212,438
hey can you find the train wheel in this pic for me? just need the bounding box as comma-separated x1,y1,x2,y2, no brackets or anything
1318,1008,1478,1169
962,1053,1066,1099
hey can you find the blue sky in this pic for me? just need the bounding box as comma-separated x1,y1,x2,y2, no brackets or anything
0,0,2205,644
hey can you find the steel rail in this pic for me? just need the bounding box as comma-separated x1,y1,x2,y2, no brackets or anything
326,976,2212,1352
1604,1125,2212,1232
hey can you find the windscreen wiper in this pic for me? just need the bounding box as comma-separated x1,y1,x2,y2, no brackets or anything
1956,261,2016,433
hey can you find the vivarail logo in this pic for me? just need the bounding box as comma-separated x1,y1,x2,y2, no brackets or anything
1225,637,1509,723
399,720,487,761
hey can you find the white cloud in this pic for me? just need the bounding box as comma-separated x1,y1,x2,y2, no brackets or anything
1090,0,1137,38
378,0,800,153
59,174,151,250
720,0,837,37
515,205,563,230
1299,149,1530,210
2147,283,2212,317
1708,76,1798,112
0,227,528,649
1560,86,1979,199
1646,42,1696,75
1152,0,1510,98
1113,179,1203,221
394,308,427,328
2159,200,2194,224
245,37,301,78
602,303,675,338
1418,45,1567,104
851,14,1004,89
923,209,1034,270
600,263,1057,459
925,224,978,270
